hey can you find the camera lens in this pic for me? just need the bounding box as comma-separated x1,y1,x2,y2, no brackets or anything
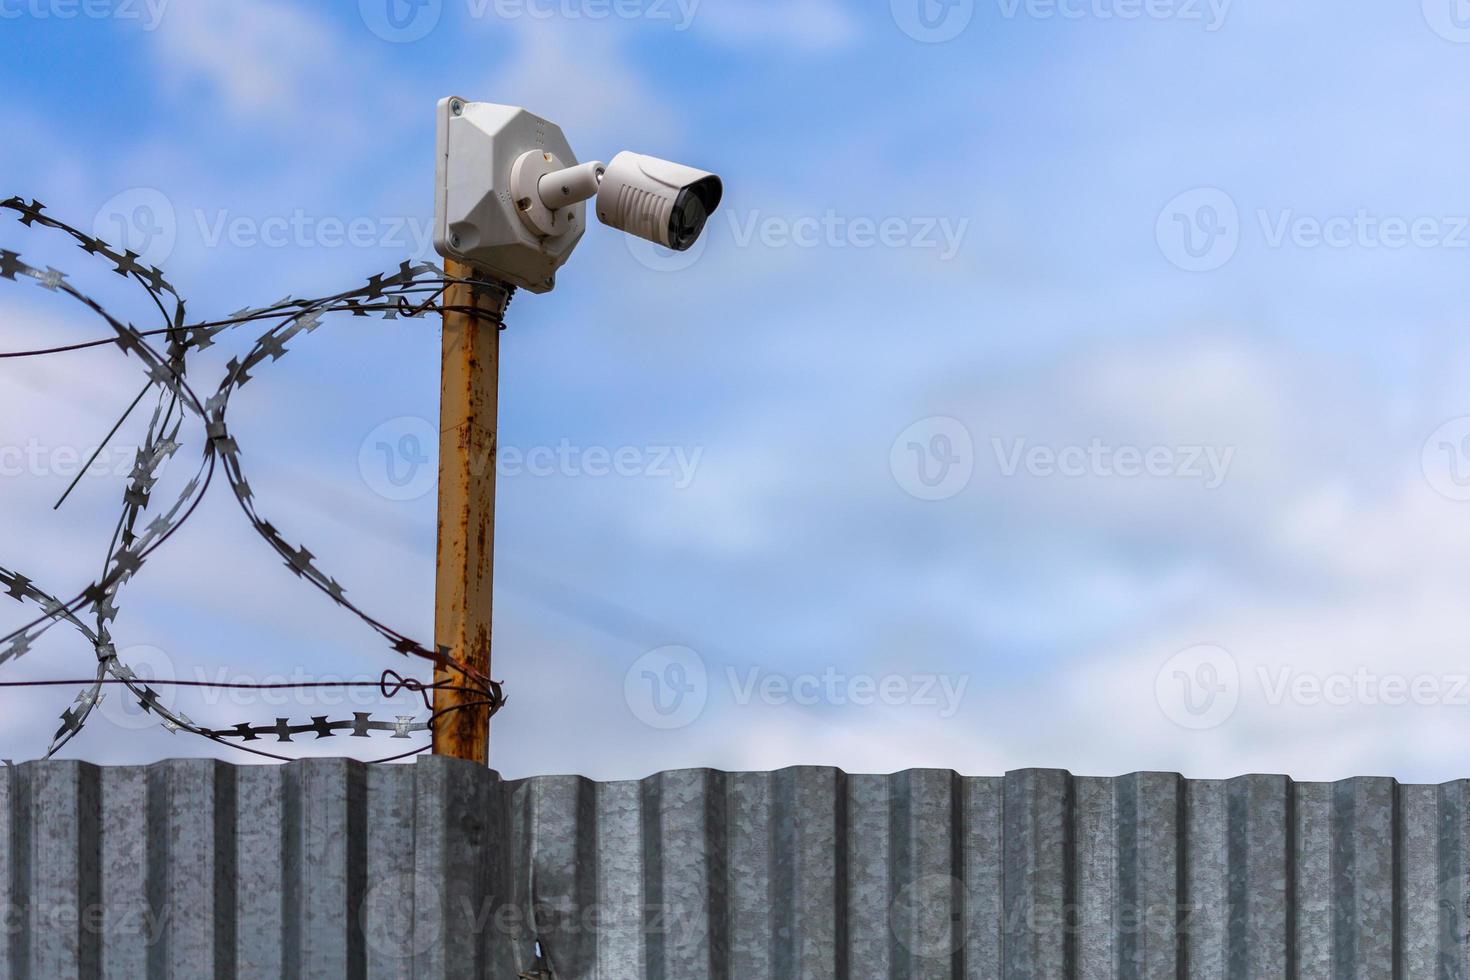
667,176,723,251
668,194,708,251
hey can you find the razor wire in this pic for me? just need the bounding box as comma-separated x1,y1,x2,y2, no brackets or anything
0,197,508,763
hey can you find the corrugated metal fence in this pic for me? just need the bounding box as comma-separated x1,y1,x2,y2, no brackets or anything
1,758,1467,978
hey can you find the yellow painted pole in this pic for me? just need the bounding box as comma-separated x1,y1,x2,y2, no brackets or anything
432,259,509,763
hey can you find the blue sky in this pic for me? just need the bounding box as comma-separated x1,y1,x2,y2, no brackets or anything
4,0,1470,782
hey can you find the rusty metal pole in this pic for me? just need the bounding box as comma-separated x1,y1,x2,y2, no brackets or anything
432,258,510,763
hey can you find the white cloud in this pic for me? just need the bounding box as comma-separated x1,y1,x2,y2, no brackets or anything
689,0,861,51
151,0,348,124
482,24,679,151
1043,572,1470,784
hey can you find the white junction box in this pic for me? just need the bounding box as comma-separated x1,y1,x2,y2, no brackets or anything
433,97,587,293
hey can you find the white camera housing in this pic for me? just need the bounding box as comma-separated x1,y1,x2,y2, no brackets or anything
595,152,723,252
434,97,723,292
433,97,586,294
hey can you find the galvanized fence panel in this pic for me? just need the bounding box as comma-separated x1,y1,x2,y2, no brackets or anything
2,758,1469,978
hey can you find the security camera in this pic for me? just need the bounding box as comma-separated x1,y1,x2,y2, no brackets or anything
594,152,723,252
434,98,723,292
532,152,722,251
